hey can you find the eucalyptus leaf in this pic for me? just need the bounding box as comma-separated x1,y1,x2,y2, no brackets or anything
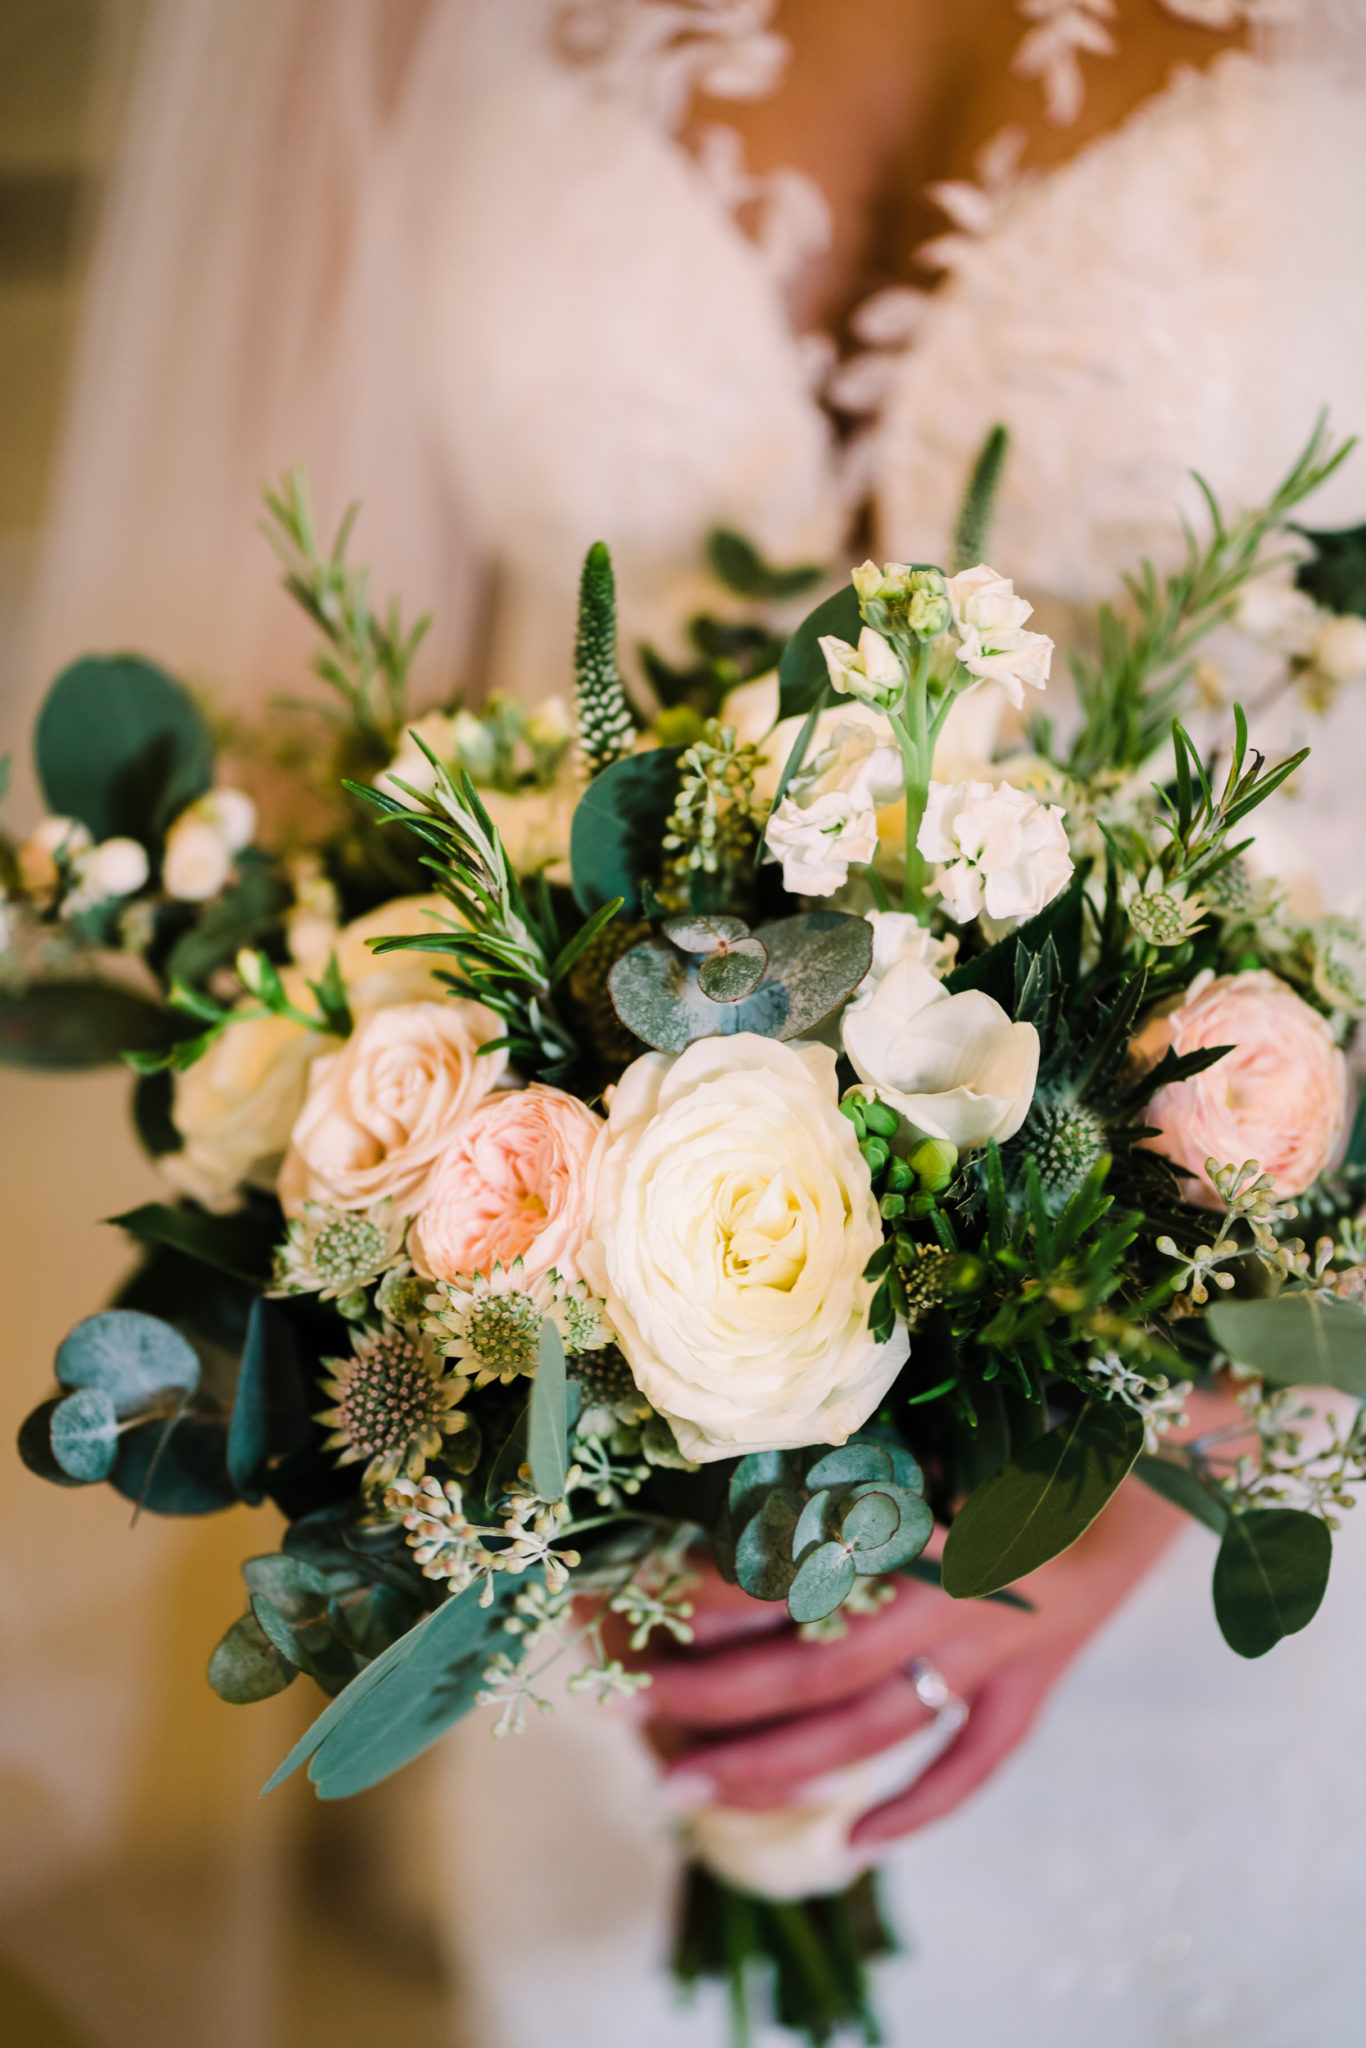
838,1482,933,1574
227,1299,275,1502
941,1401,1144,1598
528,1315,569,1501
208,1612,298,1704
570,747,683,917
49,1387,119,1482
242,1550,347,1613
787,1540,857,1624
728,1449,795,1524
1207,1289,1366,1395
697,940,767,1003
0,981,175,1070
17,1397,88,1488
662,915,751,953
792,1488,834,1559
746,912,873,1039
36,654,214,843
1134,1453,1229,1535
735,1488,804,1601
56,1308,200,1409
1212,1507,1331,1658
839,1489,902,1554
777,584,861,722
328,1582,423,1660
109,1412,237,1516
806,1440,896,1491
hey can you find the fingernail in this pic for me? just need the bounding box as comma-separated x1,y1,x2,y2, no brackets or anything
659,1770,716,1815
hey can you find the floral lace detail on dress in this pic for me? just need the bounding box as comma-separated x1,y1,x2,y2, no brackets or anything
1011,0,1295,126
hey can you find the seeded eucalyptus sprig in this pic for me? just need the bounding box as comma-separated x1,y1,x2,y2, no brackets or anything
349,743,618,1081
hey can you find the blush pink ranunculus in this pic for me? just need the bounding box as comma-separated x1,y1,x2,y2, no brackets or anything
1134,969,1349,1206
410,1084,603,1285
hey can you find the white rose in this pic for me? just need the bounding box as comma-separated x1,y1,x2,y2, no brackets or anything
77,836,150,902
279,998,505,1214
818,625,905,709
1311,613,1366,685
165,895,454,1208
842,959,1039,1148
579,1035,909,1463
765,722,903,897
17,815,92,895
917,779,1073,926
945,564,1053,707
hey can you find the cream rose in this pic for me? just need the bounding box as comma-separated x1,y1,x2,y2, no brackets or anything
166,895,457,1209
578,1036,909,1462
1133,969,1349,1205
842,959,1038,1148
279,999,505,1215
411,1084,602,1285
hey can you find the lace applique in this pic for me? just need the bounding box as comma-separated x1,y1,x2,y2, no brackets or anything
552,0,787,132
1011,0,1294,125
692,124,830,289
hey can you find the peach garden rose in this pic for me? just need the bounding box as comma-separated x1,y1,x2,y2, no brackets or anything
1134,969,1349,1206
410,1084,603,1285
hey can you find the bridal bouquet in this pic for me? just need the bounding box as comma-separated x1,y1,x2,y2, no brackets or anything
10,427,1366,2045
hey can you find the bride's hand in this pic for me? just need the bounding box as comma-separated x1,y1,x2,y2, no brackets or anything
630,1475,1187,1846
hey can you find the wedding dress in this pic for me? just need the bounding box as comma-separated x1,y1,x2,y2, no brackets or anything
10,3,1366,2045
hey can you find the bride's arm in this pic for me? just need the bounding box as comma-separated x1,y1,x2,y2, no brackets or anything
632,1387,1239,1841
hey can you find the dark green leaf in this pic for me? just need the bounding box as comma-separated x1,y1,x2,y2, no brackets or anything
1134,1452,1229,1535
706,528,824,602
941,1401,1145,1597
697,940,767,1003
528,1315,569,1501
227,1299,273,1501
208,1612,298,1704
242,1552,346,1613
1212,1507,1331,1658
164,860,290,988
728,1449,794,1524
735,1488,805,1600
107,1201,279,1284
569,747,683,917
0,981,174,1070
56,1308,200,1409
787,1541,857,1623
109,1413,237,1515
1293,519,1366,618
944,869,1085,1005
777,584,861,722
1208,1290,1366,1395
35,654,213,842
49,1387,119,1481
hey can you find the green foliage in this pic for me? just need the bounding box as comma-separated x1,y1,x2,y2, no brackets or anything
570,746,683,916
945,869,1085,1004
0,981,177,1071
17,1398,88,1488
108,1202,279,1285
1207,1289,1366,1394
725,1435,931,1623
1134,1452,1229,1535
261,467,430,749
162,858,292,989
262,1578,513,1799
528,1316,569,1502
1212,1507,1331,1658
574,542,636,775
211,1535,427,1706
776,583,862,721
209,1612,298,1704
952,423,1009,574
609,910,872,1053
1293,517,1366,618
706,527,825,603
940,1400,1145,1597
48,1388,119,1482
1063,421,1353,779
35,654,214,844
56,1308,200,1409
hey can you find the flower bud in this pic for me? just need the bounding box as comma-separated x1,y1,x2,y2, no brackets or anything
908,1137,958,1191
17,815,92,895
162,815,232,900
80,835,150,901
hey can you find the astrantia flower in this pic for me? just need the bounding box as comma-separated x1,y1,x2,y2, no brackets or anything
918,779,1073,925
316,1325,469,1488
272,1198,408,1301
945,564,1053,707
1123,871,1207,949
424,1259,607,1386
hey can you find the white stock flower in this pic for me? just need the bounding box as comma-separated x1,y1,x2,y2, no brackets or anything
855,911,957,1000
1311,613,1366,685
842,959,1039,1149
817,625,904,709
765,721,903,896
17,815,92,895
579,1036,909,1463
918,779,1073,925
945,564,1053,707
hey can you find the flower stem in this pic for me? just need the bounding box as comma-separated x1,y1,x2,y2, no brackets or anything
894,641,934,914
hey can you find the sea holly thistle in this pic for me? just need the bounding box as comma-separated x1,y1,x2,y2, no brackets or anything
315,1325,471,1489
272,1198,408,1306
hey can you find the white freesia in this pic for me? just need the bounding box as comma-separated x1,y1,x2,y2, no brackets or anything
945,564,1053,707
842,959,1039,1148
764,722,903,896
817,624,904,709
165,895,457,1210
918,779,1073,925
579,1035,909,1463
